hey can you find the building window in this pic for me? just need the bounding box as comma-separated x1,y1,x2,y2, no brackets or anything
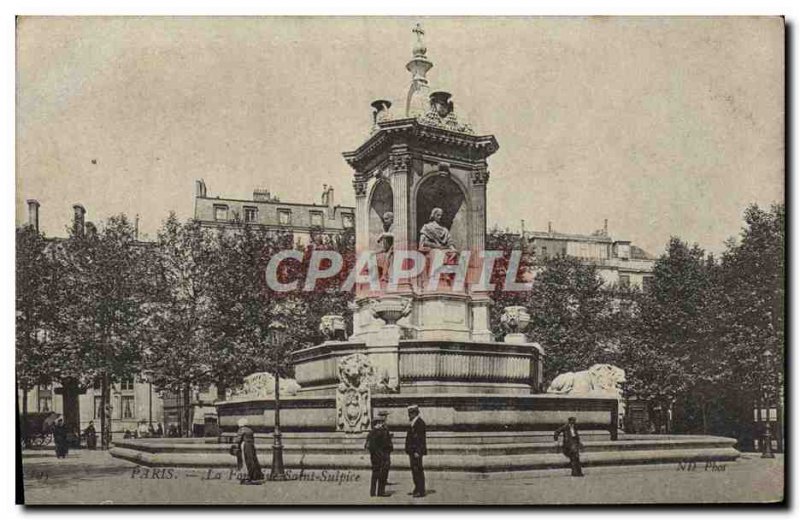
619,274,630,288
121,396,134,419
278,209,292,226
541,246,547,258
642,276,654,293
37,385,52,413
310,211,324,228
244,207,258,223
120,377,134,391
342,213,354,229
38,396,52,413
94,396,102,419
214,205,229,221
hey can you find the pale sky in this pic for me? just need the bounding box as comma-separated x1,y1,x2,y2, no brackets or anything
16,16,784,255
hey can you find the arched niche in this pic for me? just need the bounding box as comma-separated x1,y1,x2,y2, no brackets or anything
368,179,393,253
414,175,468,251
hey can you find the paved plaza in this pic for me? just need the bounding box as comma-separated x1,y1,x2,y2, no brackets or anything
20,448,783,505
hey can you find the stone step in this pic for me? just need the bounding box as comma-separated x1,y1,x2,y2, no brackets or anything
115,434,734,455
110,444,740,473
218,430,617,446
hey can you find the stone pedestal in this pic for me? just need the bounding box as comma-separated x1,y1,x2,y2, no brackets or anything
504,333,527,344
366,325,401,392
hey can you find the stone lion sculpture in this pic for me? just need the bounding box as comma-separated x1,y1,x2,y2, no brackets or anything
337,354,373,393
229,372,301,401
546,364,626,398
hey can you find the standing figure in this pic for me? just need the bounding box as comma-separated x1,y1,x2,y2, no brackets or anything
53,417,69,459
554,416,585,477
85,421,97,450
404,405,427,497
376,211,394,283
233,418,263,485
364,410,393,497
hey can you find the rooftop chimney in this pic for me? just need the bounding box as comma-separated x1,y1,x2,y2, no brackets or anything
26,199,40,232
548,221,553,234
253,189,272,202
604,218,608,236
195,179,207,198
134,214,140,241
323,185,335,218
73,204,86,237
85,222,97,236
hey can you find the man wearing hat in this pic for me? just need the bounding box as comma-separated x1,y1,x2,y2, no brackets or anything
405,405,427,497
554,416,585,477
365,410,393,497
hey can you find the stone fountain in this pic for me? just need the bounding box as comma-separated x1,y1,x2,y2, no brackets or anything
111,25,739,474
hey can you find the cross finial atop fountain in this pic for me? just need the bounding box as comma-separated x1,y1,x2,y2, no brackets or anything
412,22,427,58
405,23,434,117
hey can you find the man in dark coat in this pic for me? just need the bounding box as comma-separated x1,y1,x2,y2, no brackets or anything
364,410,393,497
53,417,69,459
554,416,585,477
85,421,97,450
404,405,427,497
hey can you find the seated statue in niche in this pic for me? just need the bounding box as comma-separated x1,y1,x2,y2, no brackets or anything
376,211,394,283
418,207,459,288
418,207,455,252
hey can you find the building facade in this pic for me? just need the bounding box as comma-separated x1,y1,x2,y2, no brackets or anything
17,201,164,441
193,180,355,244
504,220,656,290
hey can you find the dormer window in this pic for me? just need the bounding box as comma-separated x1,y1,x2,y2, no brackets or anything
310,210,324,228
244,206,258,224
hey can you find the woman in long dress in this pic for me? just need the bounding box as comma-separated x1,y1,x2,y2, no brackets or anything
233,418,263,484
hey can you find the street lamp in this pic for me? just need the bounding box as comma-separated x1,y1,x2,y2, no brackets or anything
267,320,288,480
761,350,775,459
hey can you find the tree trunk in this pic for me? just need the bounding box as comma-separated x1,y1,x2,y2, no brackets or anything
755,395,762,452
182,384,191,437
217,380,227,403
62,378,81,443
701,399,709,435
776,387,783,453
101,372,111,449
21,384,29,448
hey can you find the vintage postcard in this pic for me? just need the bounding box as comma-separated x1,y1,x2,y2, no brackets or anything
15,16,784,505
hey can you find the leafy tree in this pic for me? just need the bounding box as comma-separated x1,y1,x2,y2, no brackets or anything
143,214,217,435
16,225,60,444
526,255,617,382
711,203,785,448
56,215,149,448
204,222,298,390
626,238,720,433
485,229,620,384
294,227,356,345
